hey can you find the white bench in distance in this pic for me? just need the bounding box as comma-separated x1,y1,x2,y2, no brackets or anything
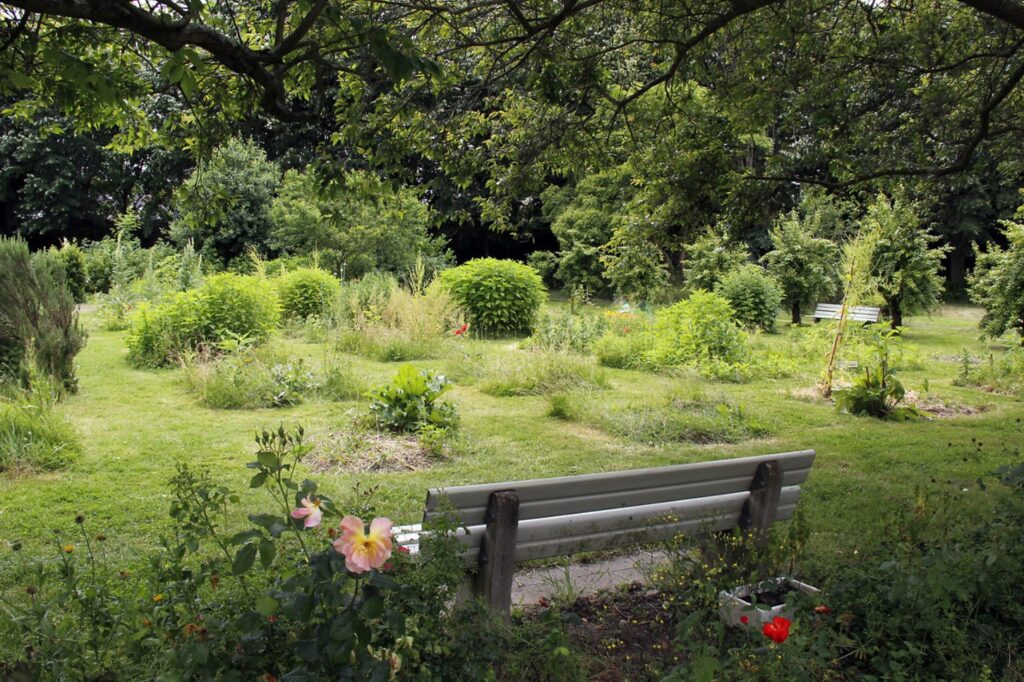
813,303,881,324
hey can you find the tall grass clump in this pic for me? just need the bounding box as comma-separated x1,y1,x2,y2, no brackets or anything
480,350,608,396
0,377,80,472
332,265,465,361
526,307,608,353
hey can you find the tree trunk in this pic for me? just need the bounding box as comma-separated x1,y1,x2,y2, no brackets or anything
791,301,801,325
890,301,903,330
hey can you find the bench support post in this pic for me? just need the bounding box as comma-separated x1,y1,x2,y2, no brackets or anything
473,489,519,616
738,460,782,549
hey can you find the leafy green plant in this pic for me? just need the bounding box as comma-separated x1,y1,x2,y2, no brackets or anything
269,169,447,278
368,365,459,433
834,327,921,419
276,267,341,320
170,138,280,265
330,271,398,328
715,264,784,332
599,215,671,303
439,258,547,336
126,273,280,367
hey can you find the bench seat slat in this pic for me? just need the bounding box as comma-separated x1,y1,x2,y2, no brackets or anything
448,486,803,566
424,450,814,525
440,469,812,526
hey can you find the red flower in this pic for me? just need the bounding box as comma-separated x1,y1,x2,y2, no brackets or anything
762,616,791,643
622,326,631,334
396,546,410,554
453,323,468,336
814,605,832,615
740,615,749,625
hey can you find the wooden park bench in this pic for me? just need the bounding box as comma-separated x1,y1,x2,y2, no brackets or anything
396,450,816,613
813,303,881,324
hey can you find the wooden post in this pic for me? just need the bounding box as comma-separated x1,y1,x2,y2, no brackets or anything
738,461,783,549
473,489,520,616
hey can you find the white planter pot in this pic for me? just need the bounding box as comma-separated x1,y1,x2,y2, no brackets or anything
718,576,820,628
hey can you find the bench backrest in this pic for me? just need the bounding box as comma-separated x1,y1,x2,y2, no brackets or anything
424,450,815,566
813,303,880,323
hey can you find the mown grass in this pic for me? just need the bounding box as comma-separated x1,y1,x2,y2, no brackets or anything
1,304,1021,581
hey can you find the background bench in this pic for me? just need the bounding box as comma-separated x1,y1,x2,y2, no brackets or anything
813,303,881,324
403,450,816,613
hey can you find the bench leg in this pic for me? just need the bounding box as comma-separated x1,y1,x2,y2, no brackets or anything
472,490,520,617
704,460,783,577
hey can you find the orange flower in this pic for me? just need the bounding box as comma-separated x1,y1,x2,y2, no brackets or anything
332,516,393,574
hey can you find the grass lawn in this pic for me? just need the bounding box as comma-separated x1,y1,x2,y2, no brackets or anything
1,304,1021,579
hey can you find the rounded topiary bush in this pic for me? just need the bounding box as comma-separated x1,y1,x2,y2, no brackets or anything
126,273,279,366
715,265,783,332
649,290,746,368
277,268,341,320
439,258,546,336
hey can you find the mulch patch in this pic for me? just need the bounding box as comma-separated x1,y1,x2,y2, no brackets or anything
307,430,437,473
524,583,679,681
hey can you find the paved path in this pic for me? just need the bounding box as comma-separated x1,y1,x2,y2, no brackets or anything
511,550,667,606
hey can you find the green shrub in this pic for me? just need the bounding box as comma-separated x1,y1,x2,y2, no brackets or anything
368,365,459,432
715,265,783,332
969,218,1024,341
53,242,88,303
126,273,280,367
170,138,280,265
526,308,608,353
439,258,546,336
0,380,80,472
649,291,746,369
683,230,749,291
480,350,608,396
526,250,560,287
269,169,447,278
276,268,341,320
0,239,87,391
